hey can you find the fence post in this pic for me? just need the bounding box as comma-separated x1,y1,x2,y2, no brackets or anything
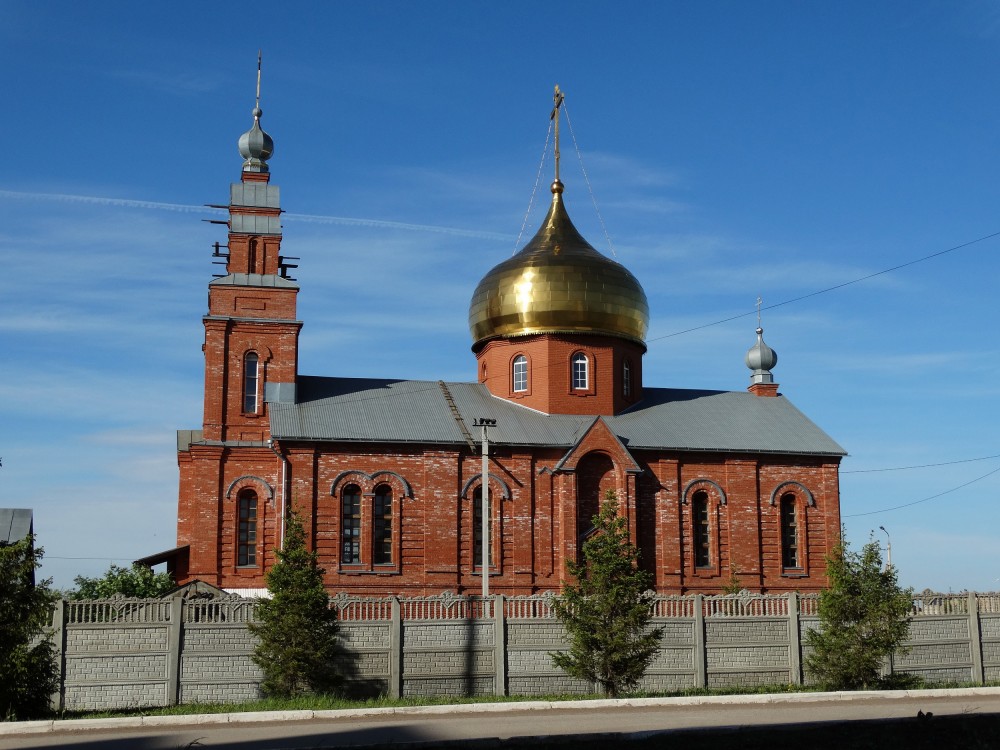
389,597,402,699
49,599,67,712
166,597,183,706
969,591,984,685
494,595,507,696
693,594,706,688
787,592,802,685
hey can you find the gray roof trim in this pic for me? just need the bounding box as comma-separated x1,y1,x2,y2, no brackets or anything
186,439,272,449
209,273,299,289
135,545,189,568
231,182,280,209
770,481,816,507
177,429,204,452
203,316,304,326
230,213,281,235
682,479,728,505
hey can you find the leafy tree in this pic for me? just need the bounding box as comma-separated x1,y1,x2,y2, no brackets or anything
804,535,914,690
0,535,59,720
69,563,174,599
551,490,663,697
250,513,341,697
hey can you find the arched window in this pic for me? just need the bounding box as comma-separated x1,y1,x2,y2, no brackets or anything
622,359,632,398
693,491,710,568
473,486,493,568
781,494,799,569
571,352,589,390
243,352,259,413
237,490,258,567
512,355,528,393
373,484,393,565
342,484,362,565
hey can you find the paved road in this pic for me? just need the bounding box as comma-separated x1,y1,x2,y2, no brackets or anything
2,689,999,749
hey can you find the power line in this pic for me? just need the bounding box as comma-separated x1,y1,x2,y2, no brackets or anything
649,228,1000,342
842,453,1000,474
843,464,1000,518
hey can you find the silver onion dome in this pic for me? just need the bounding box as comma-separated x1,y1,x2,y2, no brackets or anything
745,327,778,384
238,106,274,173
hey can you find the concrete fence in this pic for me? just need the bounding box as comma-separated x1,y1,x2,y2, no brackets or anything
48,591,1000,712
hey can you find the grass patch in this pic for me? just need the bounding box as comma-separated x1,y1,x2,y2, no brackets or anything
53,677,1000,722
55,683,826,721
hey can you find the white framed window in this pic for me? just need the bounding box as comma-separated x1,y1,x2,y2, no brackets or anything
472,486,494,568
237,490,258,567
243,352,259,413
341,484,362,565
693,491,711,568
572,352,589,390
623,359,632,398
512,355,528,392
781,494,800,569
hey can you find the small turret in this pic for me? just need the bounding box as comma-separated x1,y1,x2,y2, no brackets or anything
746,323,779,397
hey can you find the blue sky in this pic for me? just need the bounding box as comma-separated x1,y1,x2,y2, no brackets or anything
1,2,998,592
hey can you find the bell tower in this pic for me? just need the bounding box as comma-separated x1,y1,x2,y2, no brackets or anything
201,60,301,443
175,57,301,586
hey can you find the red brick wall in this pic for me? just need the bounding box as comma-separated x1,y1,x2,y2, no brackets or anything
177,434,841,595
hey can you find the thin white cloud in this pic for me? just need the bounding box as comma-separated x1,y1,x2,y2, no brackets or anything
104,67,224,96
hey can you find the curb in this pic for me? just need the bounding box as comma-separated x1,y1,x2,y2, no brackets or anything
3,687,999,736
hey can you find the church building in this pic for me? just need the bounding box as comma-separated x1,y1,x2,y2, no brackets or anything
148,88,845,597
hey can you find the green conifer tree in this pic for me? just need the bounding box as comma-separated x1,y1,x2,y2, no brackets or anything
249,513,341,697
805,536,914,690
551,490,663,697
0,535,59,720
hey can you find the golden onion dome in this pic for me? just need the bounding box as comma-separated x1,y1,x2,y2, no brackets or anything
469,180,649,350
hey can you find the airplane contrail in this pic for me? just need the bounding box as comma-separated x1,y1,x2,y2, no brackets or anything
0,189,511,241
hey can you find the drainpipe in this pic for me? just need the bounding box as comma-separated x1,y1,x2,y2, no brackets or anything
267,438,288,550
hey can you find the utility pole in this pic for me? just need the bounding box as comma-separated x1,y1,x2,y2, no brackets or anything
879,525,892,570
473,418,497,599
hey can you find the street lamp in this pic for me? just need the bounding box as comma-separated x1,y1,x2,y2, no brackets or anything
879,526,892,570
473,418,497,600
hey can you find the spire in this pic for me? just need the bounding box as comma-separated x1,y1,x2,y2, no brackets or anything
746,298,779,396
238,51,274,174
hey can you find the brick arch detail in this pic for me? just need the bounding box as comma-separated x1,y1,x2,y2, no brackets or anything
460,473,513,501
769,481,815,507
576,451,617,536
226,475,274,502
681,478,727,505
238,345,274,362
330,470,414,498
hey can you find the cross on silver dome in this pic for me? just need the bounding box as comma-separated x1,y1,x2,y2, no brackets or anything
238,51,274,173
746,298,778,384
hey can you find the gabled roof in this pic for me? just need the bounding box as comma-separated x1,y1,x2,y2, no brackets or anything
0,508,33,545
270,377,846,457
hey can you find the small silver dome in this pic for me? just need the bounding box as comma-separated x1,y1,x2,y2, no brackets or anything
238,107,274,173
745,327,778,384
